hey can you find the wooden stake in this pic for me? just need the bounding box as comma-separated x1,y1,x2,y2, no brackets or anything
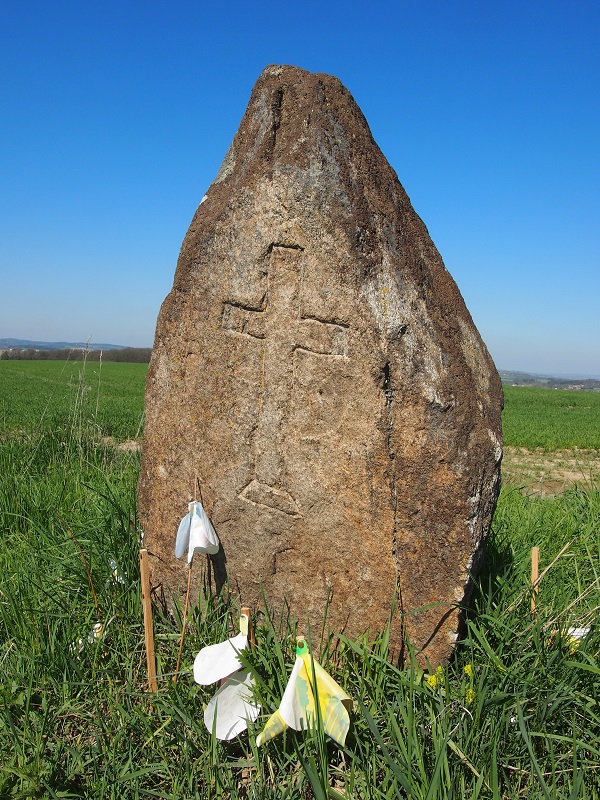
139,548,158,692
241,606,254,646
173,564,193,682
531,546,540,614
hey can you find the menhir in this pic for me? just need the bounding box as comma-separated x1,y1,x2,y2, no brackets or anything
137,64,503,666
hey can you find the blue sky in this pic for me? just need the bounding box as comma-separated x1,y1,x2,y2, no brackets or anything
1,1,598,376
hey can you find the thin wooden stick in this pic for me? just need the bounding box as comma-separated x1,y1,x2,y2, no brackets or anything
538,540,572,585
139,548,158,692
174,477,203,683
174,564,193,682
531,546,540,614
241,606,254,646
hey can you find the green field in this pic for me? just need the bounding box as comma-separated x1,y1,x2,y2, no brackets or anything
0,359,147,440
1,361,598,799
502,385,600,450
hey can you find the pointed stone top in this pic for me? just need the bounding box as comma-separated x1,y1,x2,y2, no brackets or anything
190,63,414,292
213,63,381,175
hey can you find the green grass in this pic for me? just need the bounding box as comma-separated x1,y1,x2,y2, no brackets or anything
502,386,600,450
0,362,598,798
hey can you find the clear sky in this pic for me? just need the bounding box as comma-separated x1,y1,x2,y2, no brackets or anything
1,1,598,376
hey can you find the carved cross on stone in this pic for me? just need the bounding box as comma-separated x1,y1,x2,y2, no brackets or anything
221,243,349,515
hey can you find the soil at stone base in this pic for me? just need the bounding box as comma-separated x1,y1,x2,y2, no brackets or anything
101,436,142,452
502,446,600,496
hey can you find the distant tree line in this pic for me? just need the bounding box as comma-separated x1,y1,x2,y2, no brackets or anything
0,347,152,363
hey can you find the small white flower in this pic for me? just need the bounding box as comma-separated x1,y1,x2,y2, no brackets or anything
108,558,126,585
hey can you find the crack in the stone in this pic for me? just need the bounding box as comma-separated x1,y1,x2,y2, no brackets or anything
268,241,304,252
270,87,284,149
381,360,405,663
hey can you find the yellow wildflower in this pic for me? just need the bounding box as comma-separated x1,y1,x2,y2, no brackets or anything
426,666,444,689
465,687,476,705
464,663,473,677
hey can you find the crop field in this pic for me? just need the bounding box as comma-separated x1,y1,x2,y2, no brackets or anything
501,386,600,496
0,358,147,440
502,385,600,451
1,360,599,799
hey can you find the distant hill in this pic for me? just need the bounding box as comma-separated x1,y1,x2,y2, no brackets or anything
499,370,600,391
0,338,126,352
0,339,151,363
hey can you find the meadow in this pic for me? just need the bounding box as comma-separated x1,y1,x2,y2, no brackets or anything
0,360,598,799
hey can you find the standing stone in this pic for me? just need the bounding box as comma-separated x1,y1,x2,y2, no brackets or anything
138,65,503,666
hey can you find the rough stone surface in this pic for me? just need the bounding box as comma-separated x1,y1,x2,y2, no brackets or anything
137,64,503,666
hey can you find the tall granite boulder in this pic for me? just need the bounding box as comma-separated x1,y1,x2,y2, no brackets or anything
138,65,503,666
